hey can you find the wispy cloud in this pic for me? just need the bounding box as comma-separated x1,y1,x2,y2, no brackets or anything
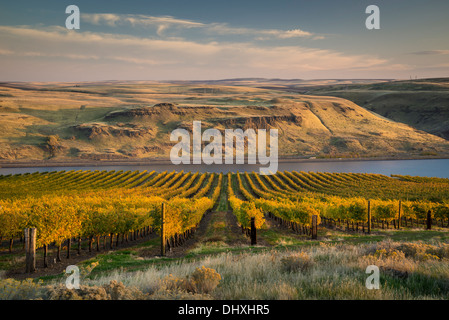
410,50,449,55
83,14,204,28
0,25,391,81
206,24,317,39
82,13,321,40
0,49,13,55
0,49,100,61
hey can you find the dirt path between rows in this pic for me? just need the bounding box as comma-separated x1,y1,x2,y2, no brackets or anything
157,209,217,258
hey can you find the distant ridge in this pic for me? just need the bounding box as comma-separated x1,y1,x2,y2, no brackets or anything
307,77,449,140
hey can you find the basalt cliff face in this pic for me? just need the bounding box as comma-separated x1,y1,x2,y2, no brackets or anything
61,99,449,160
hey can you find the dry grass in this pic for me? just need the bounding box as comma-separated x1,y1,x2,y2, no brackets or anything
2,240,449,300
72,241,449,299
280,252,315,273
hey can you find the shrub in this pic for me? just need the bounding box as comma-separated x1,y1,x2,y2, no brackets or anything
420,253,440,261
160,267,222,295
360,244,414,274
372,248,406,261
280,252,314,273
104,280,147,300
397,243,429,259
187,266,222,294
399,242,449,261
0,278,44,300
47,280,147,300
161,274,189,292
428,243,449,259
47,284,109,300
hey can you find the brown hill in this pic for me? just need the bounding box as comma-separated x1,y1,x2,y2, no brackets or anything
307,78,449,140
0,81,448,161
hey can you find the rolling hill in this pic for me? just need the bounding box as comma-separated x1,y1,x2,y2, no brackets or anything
0,81,448,161
306,78,449,140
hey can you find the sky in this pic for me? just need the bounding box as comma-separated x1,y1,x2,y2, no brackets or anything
0,0,448,81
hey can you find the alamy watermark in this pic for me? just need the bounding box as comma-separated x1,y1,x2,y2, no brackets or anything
170,121,278,175
365,265,380,290
366,5,380,30
65,5,80,30
65,265,80,289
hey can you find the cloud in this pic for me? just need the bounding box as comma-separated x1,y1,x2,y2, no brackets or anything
206,24,316,39
0,49,100,61
277,29,314,38
410,50,449,55
0,25,393,80
82,14,205,34
82,13,320,40
0,49,13,55
83,13,204,29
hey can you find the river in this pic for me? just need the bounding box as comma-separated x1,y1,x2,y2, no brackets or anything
0,159,448,178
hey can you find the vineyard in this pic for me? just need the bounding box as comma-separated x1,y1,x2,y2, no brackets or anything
1,169,449,274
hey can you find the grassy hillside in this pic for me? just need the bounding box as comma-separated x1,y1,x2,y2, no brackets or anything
306,78,449,140
0,81,449,161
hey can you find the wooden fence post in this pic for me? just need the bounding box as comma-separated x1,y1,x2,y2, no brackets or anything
427,210,432,230
43,244,48,268
250,217,257,245
78,237,82,254
311,215,318,240
367,201,371,234
67,238,71,259
398,200,402,229
161,203,166,256
25,229,29,272
25,228,36,273
30,228,36,272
